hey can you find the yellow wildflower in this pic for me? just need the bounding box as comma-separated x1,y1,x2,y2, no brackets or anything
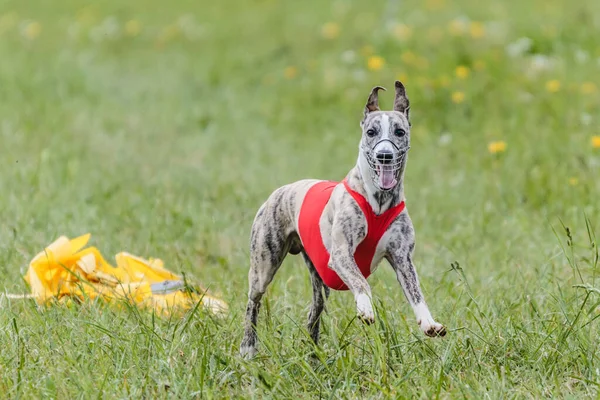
451,91,465,104
125,20,142,36
545,79,561,93
455,65,470,79
469,22,485,39
488,141,507,154
569,177,579,186
23,21,41,40
367,55,385,71
448,19,466,36
581,82,597,95
283,66,298,79
592,136,600,149
321,22,340,39
392,23,412,41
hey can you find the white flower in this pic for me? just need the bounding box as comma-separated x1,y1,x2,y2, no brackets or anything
518,91,534,103
529,54,553,71
438,132,452,146
67,23,81,40
580,113,592,126
177,14,203,40
525,55,558,79
341,50,356,64
352,69,366,82
486,21,508,43
575,49,589,64
506,37,532,58
89,17,120,42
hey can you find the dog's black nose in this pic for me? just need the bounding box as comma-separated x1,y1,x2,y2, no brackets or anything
376,150,394,164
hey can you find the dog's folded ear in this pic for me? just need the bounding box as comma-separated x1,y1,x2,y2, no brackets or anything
393,80,410,122
362,86,386,123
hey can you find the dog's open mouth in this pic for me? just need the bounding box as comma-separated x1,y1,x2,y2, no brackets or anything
375,164,397,190
363,142,410,191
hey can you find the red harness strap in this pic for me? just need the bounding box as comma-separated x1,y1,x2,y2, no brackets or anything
297,179,406,290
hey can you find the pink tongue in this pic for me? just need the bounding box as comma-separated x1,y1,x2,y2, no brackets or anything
378,166,397,189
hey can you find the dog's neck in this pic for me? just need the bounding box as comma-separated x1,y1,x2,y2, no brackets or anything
346,152,406,215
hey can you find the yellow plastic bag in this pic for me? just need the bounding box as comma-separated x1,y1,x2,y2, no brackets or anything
23,234,228,315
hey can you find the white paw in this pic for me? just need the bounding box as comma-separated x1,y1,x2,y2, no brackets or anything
356,293,375,325
240,344,257,359
418,318,447,337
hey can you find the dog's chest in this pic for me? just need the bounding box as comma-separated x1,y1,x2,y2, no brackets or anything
369,228,394,272
319,211,393,273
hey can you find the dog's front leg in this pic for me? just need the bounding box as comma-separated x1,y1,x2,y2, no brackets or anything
330,247,374,324
386,223,446,337
329,218,375,324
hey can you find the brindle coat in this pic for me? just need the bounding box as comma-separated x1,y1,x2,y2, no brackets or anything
240,81,446,358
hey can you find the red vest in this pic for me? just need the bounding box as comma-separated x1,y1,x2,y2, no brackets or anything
298,179,406,290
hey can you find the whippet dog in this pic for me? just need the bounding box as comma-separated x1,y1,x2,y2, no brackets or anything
240,81,446,358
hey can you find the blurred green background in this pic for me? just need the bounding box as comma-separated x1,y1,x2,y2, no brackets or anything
1,0,600,397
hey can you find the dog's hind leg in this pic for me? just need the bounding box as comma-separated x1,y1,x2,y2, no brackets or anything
240,202,295,358
301,251,329,345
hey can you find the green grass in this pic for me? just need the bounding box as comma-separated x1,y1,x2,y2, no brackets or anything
1,0,600,397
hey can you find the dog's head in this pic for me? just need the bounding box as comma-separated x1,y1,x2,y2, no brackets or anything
359,81,411,191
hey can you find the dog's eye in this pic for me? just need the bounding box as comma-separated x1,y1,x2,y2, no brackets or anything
366,129,377,137
394,128,406,137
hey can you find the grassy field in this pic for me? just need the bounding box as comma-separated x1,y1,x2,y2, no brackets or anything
1,0,600,397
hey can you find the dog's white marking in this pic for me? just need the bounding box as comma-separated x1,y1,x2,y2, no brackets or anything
414,302,443,332
374,114,393,154
380,114,390,137
240,344,257,359
356,293,374,322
